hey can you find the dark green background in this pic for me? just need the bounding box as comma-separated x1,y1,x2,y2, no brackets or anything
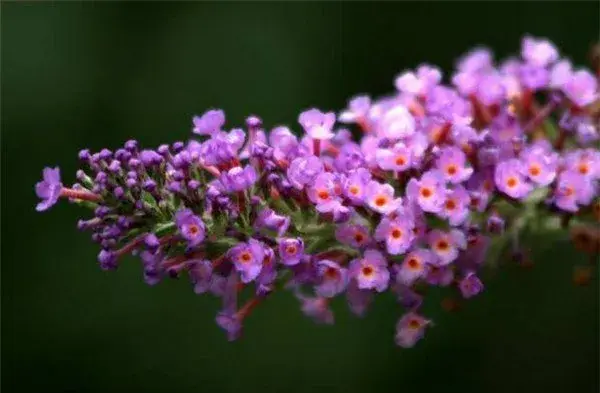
2,2,598,393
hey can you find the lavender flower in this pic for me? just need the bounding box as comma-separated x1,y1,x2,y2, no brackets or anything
35,167,62,211
175,208,206,247
315,260,348,298
278,238,304,266
34,36,600,348
349,249,390,292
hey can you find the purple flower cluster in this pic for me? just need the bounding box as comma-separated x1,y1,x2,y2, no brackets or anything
35,37,599,348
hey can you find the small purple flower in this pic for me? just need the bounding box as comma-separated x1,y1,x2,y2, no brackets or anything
298,108,336,140
519,145,558,186
229,239,264,283
296,292,334,325
307,172,342,209
140,250,165,286
35,167,62,212
219,165,257,192
563,149,600,180
315,260,348,298
459,272,484,299
487,213,505,234
175,208,206,247
394,64,442,96
374,216,415,255
215,312,242,342
254,208,290,237
287,156,324,190
365,181,401,215
139,149,163,167
278,238,304,266
521,36,559,67
428,229,467,266
553,170,595,212
406,170,446,213
335,223,371,249
436,146,473,184
345,280,373,317
339,95,371,123
343,168,371,205
519,63,550,90
394,249,435,286
395,312,430,348
378,104,416,139
98,249,117,271
334,143,366,173
349,249,390,292
494,159,533,200
192,109,225,135
375,144,412,172
438,185,470,226
188,259,213,294
457,48,493,73
425,264,454,286
550,59,573,88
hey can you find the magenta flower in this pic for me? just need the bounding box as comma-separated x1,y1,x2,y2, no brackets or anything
307,172,343,210
35,167,62,212
335,223,371,249
395,312,430,348
436,146,474,184
374,216,415,255
298,108,336,140
377,104,416,140
343,168,371,205
394,249,435,286
459,272,484,298
375,144,412,172
339,95,371,123
287,156,324,190
520,145,558,186
438,185,471,226
553,170,595,212
563,148,600,180
425,265,454,286
254,208,290,237
494,159,533,200
315,260,348,298
188,259,213,294
394,64,442,96
296,293,334,325
406,170,446,213
278,238,304,266
192,109,225,135
229,239,265,283
562,70,598,108
219,165,257,192
521,36,559,67
365,180,401,215
175,208,206,247
349,249,390,292
428,229,467,266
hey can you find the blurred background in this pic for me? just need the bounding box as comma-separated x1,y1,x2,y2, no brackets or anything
2,2,598,393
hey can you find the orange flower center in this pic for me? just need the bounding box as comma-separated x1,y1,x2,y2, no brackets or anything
349,185,360,195
506,177,518,188
188,225,199,235
325,267,339,279
578,163,589,175
395,155,407,166
354,232,365,243
239,251,252,263
361,265,374,277
446,164,458,176
564,186,574,197
408,319,422,329
436,240,450,251
286,245,297,255
420,187,432,198
407,258,420,270
317,190,330,200
528,164,541,177
391,228,403,239
445,199,457,210
374,196,388,207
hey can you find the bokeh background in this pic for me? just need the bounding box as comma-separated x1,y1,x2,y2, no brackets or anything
2,2,599,393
